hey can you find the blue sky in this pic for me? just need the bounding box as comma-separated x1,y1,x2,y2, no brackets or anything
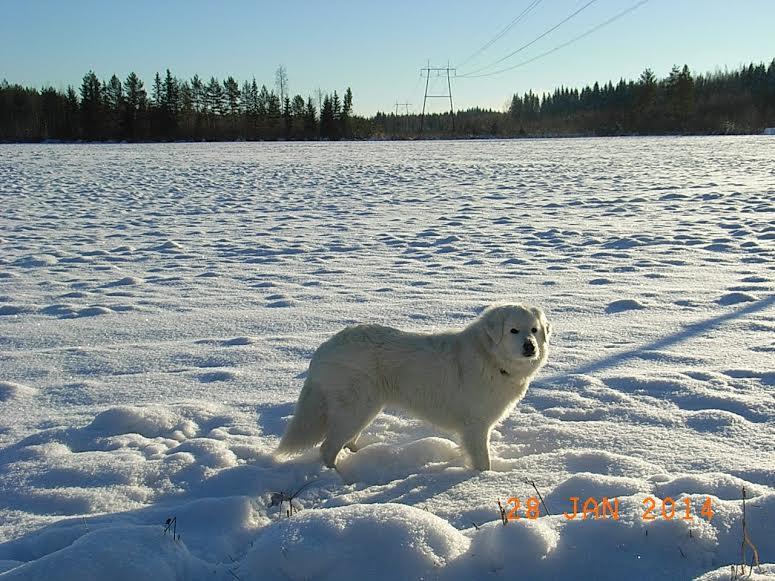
1,0,773,115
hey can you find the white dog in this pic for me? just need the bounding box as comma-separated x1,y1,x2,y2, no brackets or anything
277,303,551,471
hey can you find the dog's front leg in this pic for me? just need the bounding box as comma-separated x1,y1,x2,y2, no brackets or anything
462,425,492,471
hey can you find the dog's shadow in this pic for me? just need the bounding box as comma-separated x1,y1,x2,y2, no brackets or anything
255,401,295,437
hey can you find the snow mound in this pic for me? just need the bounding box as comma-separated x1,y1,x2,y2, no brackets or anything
0,526,208,581
0,381,38,401
718,292,757,306
657,473,769,500
605,299,647,313
465,519,559,572
105,276,143,287
86,405,198,439
243,503,469,580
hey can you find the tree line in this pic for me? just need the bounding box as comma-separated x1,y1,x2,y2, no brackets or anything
0,66,359,141
1,60,773,141
374,60,775,138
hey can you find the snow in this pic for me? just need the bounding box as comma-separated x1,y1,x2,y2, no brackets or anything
0,137,773,580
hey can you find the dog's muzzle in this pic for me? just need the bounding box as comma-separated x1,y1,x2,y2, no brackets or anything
523,338,537,357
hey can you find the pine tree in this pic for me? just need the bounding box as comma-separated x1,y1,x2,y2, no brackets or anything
291,94,305,138
162,69,179,137
152,72,163,109
223,76,240,138
79,70,103,139
636,68,657,132
304,97,317,138
62,85,79,139
178,81,193,137
341,87,353,137
190,75,204,114
320,94,335,139
509,94,523,121
267,90,281,138
123,72,146,141
283,96,292,138
224,76,240,117
245,79,260,138
332,91,341,119
104,74,124,138
666,65,694,130
331,91,341,139
206,77,224,116
257,85,269,116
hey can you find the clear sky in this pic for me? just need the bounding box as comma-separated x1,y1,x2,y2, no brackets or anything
1,0,773,116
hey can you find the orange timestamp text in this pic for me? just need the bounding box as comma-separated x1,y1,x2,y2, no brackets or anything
501,496,715,521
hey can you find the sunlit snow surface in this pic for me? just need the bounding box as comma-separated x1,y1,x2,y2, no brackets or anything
0,138,773,580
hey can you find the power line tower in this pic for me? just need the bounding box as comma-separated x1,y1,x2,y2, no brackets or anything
394,102,411,116
419,61,456,133
394,102,411,135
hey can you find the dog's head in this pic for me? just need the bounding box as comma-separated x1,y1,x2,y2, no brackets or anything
478,303,551,370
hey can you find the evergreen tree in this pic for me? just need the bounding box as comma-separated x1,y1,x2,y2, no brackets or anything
206,77,224,116
152,72,163,109
320,94,335,139
64,85,79,138
508,93,523,122
161,69,179,137
245,79,260,138
178,81,194,137
223,76,240,138
267,90,281,138
304,97,317,138
633,69,656,132
257,84,269,118
123,72,146,141
331,91,341,139
666,64,695,129
104,74,124,138
79,70,102,139
290,94,305,138
341,87,353,137
190,75,204,114
40,87,61,139
224,76,240,117
283,96,292,138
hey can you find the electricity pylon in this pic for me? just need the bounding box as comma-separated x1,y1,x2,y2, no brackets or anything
419,61,455,133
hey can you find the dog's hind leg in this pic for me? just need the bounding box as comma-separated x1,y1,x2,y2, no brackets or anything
344,431,362,452
320,401,381,469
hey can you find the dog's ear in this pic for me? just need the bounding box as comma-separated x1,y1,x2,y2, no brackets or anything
483,306,505,346
531,306,551,341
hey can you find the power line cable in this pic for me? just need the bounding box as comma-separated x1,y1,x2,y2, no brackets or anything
459,0,649,78
455,0,544,69
459,0,599,77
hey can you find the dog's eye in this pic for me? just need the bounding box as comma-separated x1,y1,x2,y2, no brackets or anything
531,327,538,333
510,328,518,334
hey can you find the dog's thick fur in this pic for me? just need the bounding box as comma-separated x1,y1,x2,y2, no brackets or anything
277,303,551,471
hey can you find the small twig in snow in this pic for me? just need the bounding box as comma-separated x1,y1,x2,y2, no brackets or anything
525,478,551,516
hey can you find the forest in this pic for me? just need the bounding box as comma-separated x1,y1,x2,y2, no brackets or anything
1,60,773,141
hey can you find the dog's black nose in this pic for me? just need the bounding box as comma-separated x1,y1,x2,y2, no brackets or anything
523,340,536,355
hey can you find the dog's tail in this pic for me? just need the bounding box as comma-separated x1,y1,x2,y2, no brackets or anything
276,379,327,455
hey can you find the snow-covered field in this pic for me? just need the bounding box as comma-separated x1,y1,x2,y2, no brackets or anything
0,137,773,580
